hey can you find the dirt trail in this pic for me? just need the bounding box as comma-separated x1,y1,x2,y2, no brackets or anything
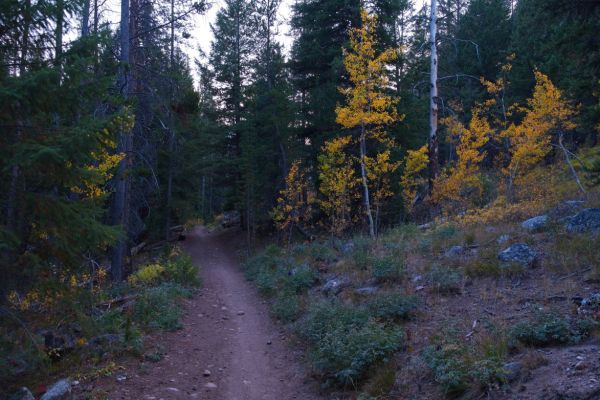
104,227,321,400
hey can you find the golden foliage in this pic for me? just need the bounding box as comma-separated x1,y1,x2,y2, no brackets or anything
272,160,313,239
335,10,401,129
502,71,577,192
365,148,400,209
318,136,359,234
401,145,429,211
434,107,491,207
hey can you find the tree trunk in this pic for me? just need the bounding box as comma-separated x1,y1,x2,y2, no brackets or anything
55,0,64,63
428,0,439,193
559,133,586,196
165,0,176,241
81,0,90,37
359,123,375,239
111,0,132,282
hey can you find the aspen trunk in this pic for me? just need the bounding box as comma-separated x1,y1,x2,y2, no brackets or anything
428,0,439,192
359,123,376,239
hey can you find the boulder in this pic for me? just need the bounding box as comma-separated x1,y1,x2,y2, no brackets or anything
221,210,241,228
321,276,351,295
564,208,600,233
40,379,71,400
498,243,538,267
501,361,522,382
340,241,355,254
521,215,549,232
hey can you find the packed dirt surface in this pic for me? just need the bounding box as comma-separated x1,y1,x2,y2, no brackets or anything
102,227,321,400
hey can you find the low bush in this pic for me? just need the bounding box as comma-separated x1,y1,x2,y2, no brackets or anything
128,263,165,286
128,254,200,288
271,292,302,323
367,293,418,321
298,301,403,386
283,265,316,293
351,236,374,269
423,330,508,396
510,309,598,346
132,283,191,331
243,247,282,281
164,254,201,287
427,265,463,294
371,256,404,282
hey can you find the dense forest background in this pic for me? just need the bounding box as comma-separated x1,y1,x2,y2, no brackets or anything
1,0,599,285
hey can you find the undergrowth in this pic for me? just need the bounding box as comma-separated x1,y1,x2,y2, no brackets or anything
1,247,200,393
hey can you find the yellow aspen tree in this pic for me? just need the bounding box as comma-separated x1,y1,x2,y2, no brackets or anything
336,9,401,238
318,136,358,236
502,71,577,198
272,160,313,244
401,145,429,212
365,145,400,232
434,106,491,208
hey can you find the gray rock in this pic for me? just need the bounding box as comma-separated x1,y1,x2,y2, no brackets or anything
354,286,378,296
501,361,522,382
444,245,465,257
340,241,355,254
579,293,600,313
40,379,71,400
221,210,241,228
321,276,351,295
521,215,549,232
9,387,35,400
497,234,510,245
498,243,538,267
565,208,600,233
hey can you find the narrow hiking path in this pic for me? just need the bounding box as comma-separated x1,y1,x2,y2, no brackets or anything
102,226,321,400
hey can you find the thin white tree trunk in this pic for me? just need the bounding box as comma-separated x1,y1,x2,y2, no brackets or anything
428,0,439,192
360,123,375,239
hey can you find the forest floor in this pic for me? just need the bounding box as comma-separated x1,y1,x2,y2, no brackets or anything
97,226,322,400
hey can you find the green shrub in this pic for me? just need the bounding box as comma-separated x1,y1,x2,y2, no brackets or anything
132,283,191,331
309,242,338,263
298,301,369,341
464,259,501,278
255,268,278,297
312,322,403,385
423,344,469,396
244,246,282,281
165,254,200,287
423,332,508,396
367,293,418,321
271,292,302,323
372,256,404,282
432,224,458,240
510,309,597,346
384,224,419,243
298,301,403,386
427,265,463,294
283,265,316,293
351,236,373,269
